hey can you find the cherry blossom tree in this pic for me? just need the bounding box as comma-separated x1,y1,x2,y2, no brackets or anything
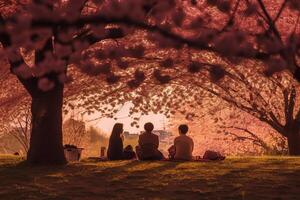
167,60,300,154
218,107,288,155
0,0,300,164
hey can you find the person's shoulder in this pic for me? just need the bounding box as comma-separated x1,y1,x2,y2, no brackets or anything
174,135,182,142
151,132,158,137
187,135,194,142
174,136,181,140
139,132,146,137
138,133,145,140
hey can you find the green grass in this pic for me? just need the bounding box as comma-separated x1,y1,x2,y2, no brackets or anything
1,155,300,200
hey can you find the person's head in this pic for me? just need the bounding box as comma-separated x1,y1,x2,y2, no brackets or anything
110,123,123,139
178,124,189,135
144,122,154,133
124,145,133,151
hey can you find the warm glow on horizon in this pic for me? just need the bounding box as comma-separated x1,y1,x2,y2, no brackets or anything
85,102,168,135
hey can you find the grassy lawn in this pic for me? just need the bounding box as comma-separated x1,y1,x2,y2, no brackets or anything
1,155,300,200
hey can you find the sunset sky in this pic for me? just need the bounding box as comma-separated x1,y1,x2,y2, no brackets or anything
85,102,168,134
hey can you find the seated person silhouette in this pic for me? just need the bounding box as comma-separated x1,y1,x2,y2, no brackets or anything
107,123,124,160
136,122,164,160
123,145,136,160
168,124,194,161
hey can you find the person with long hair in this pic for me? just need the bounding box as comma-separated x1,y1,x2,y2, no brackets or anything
107,123,124,160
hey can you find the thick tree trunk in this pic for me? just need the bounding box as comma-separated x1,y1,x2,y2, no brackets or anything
27,84,66,165
287,130,300,156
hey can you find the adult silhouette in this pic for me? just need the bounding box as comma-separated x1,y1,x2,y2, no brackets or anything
107,123,124,160
169,124,194,161
136,122,164,160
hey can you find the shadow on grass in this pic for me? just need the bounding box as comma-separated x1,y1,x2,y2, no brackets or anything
1,157,300,200
209,158,300,200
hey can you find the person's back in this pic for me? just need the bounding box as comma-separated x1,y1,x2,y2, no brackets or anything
136,122,164,160
107,123,124,160
173,124,194,160
174,134,193,160
138,132,159,158
107,137,123,160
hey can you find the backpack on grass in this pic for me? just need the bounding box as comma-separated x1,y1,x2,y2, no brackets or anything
203,150,225,161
